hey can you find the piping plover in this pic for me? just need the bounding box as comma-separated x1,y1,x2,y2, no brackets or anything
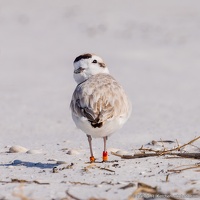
70,53,131,162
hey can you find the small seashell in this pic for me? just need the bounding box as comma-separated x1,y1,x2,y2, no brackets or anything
56,160,67,164
26,150,42,154
9,145,28,153
52,167,58,173
66,149,79,155
107,148,120,153
48,158,57,162
115,150,128,155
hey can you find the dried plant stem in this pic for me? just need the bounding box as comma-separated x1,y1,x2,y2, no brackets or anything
0,179,49,185
140,136,200,154
112,152,200,159
69,181,92,186
112,136,200,160
66,190,81,200
162,136,200,153
98,167,115,173
128,182,181,200
168,164,200,173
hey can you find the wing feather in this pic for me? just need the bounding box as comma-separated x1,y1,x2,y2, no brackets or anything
70,73,130,128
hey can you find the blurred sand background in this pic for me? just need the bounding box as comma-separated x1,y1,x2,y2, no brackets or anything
0,1,200,199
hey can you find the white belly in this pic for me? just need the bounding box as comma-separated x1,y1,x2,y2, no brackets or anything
72,114,128,138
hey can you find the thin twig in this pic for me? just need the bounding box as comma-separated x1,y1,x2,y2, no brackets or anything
128,182,182,200
161,136,200,154
168,164,200,173
98,167,115,173
69,181,92,186
112,152,200,159
66,190,81,200
0,179,49,185
112,136,200,160
119,183,135,190
166,174,170,182
139,136,200,155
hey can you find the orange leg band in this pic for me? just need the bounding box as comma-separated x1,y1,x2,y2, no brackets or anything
90,156,95,162
103,151,108,162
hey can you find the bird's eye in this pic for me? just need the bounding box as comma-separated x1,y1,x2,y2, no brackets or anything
92,59,97,63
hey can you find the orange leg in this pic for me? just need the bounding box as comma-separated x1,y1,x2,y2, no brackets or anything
103,136,108,162
87,135,95,162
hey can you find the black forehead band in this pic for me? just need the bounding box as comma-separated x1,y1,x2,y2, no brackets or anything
74,54,92,63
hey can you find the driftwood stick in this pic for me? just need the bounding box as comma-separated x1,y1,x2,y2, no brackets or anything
111,152,200,159
161,136,200,154
139,136,200,154
169,152,200,159
112,136,200,160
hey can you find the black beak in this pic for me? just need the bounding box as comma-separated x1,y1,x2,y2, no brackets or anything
74,67,85,74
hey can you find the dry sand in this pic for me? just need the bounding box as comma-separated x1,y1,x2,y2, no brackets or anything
0,1,200,199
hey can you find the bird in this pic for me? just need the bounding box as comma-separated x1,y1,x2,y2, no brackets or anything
70,53,132,162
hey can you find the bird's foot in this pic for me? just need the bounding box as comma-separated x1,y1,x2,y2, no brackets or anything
90,156,96,163
102,151,108,162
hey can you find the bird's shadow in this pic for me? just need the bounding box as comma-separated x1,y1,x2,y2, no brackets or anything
0,160,59,169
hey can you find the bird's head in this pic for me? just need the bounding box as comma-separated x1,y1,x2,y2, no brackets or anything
73,53,109,84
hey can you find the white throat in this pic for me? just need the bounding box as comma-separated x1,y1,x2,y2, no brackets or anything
73,54,109,84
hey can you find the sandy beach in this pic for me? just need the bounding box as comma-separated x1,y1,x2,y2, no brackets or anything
0,1,200,199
